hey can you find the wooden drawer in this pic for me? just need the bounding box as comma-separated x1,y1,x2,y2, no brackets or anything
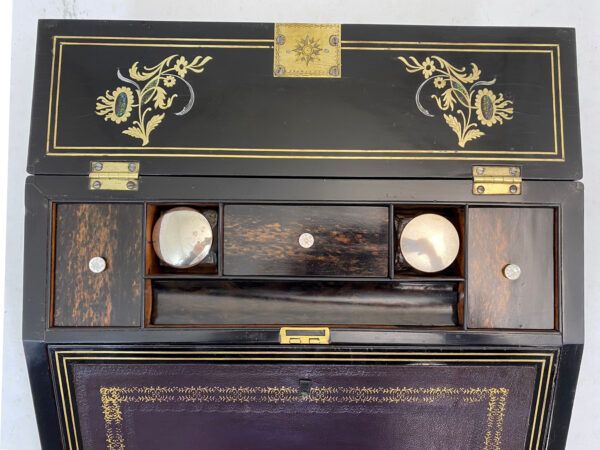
223,205,388,277
52,203,143,327
467,207,556,329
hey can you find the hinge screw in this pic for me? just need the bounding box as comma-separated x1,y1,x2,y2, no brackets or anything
94,162,103,172
510,185,518,194
92,180,101,190
329,66,339,76
126,181,137,190
476,167,485,176
275,65,286,76
476,185,485,194
276,34,286,45
128,163,137,172
509,167,518,176
329,35,339,46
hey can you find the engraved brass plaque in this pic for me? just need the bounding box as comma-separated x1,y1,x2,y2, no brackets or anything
274,23,341,78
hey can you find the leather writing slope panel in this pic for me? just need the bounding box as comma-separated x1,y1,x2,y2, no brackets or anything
51,348,557,450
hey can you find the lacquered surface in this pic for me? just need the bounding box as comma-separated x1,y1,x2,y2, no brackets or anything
27,21,581,180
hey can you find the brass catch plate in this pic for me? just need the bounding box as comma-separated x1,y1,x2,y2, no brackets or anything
472,166,521,195
279,327,330,344
274,23,341,78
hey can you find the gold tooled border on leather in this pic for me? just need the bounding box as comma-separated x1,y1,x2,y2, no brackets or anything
101,385,508,450
52,350,555,450
45,36,565,161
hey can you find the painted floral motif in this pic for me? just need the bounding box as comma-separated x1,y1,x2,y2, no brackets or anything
95,54,212,146
96,86,134,124
398,55,514,148
474,88,514,127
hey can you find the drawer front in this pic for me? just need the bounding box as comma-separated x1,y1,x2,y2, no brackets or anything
223,205,389,277
52,203,143,327
467,207,555,329
52,347,556,450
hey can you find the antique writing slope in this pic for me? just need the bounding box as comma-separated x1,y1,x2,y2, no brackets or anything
23,20,583,449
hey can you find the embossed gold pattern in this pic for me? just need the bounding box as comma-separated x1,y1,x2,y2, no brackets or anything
398,56,514,148
95,54,212,145
273,24,341,78
100,384,508,450
292,35,323,66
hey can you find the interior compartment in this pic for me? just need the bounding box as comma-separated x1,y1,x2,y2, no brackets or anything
146,203,219,275
394,206,465,278
148,280,460,327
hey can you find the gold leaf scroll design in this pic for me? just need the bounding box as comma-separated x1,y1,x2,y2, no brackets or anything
100,385,508,450
95,54,212,146
398,56,514,148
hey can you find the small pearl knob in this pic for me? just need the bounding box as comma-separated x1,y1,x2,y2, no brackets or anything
503,264,521,280
298,233,314,249
89,257,106,274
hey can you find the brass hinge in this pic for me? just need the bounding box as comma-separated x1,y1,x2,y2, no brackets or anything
472,166,522,195
279,327,330,344
88,161,139,191
274,23,341,78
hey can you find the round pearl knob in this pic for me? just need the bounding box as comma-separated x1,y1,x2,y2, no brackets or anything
88,256,106,274
503,264,521,280
298,233,314,249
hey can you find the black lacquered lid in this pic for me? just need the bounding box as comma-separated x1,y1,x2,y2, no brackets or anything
27,19,581,180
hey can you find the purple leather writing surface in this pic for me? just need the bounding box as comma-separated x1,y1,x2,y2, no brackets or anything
73,363,537,450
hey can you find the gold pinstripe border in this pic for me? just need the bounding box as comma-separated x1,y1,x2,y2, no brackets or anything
53,350,554,450
43,37,565,161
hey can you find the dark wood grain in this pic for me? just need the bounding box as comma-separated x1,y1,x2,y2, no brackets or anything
53,203,143,327
150,280,458,326
223,205,388,277
467,207,555,329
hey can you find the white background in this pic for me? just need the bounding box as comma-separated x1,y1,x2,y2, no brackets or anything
1,1,599,448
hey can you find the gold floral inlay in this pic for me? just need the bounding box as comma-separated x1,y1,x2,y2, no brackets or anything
398,56,514,148
100,385,508,450
96,54,212,146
